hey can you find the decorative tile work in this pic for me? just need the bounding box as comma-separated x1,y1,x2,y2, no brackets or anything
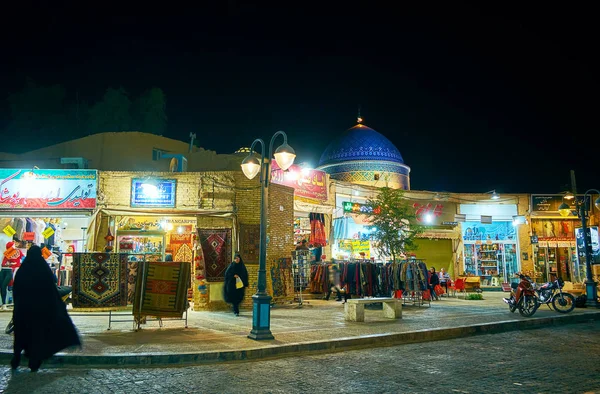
319,124,405,166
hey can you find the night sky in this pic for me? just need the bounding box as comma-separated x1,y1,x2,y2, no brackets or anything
0,3,595,194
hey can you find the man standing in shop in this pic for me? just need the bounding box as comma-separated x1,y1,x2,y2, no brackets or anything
295,240,309,251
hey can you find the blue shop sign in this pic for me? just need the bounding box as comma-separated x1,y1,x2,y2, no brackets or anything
131,178,176,208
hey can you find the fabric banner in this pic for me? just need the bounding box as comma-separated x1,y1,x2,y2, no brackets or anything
133,261,191,318
198,228,232,281
72,253,128,309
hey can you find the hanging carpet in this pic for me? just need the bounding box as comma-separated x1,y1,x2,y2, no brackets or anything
198,228,232,281
171,233,193,262
133,261,191,318
72,253,128,309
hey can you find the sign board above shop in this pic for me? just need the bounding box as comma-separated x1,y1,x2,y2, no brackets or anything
0,169,97,210
271,162,328,201
531,194,591,214
131,178,176,208
342,200,457,226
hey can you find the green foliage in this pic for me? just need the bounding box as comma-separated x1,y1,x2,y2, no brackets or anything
5,78,67,139
3,79,168,151
88,87,132,133
364,187,424,262
466,293,484,300
132,87,167,135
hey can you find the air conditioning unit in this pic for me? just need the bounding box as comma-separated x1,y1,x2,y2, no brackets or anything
162,154,188,172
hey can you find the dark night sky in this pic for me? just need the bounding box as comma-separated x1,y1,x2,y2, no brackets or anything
0,2,595,194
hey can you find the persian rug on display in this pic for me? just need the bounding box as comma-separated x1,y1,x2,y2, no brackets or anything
133,261,191,318
197,228,232,281
72,253,128,310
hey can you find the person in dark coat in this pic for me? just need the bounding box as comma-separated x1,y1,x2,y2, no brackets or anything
428,267,440,301
11,245,81,371
223,253,249,316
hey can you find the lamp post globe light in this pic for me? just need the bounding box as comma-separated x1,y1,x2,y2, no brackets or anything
241,131,295,340
574,189,600,308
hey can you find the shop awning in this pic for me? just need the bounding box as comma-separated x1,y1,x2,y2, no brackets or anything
293,199,334,214
99,208,235,218
418,230,460,240
0,210,94,218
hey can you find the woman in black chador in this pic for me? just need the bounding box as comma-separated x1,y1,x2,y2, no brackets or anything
223,253,249,316
11,245,81,371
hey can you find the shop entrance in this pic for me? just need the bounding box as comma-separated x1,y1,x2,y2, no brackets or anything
533,243,578,283
0,215,92,287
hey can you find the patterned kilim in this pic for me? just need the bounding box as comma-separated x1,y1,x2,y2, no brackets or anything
72,253,128,309
198,229,232,281
239,224,260,263
133,261,191,318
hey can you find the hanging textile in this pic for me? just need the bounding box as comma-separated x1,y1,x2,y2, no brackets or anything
197,228,232,281
72,253,128,309
270,257,293,297
133,261,191,318
309,213,327,246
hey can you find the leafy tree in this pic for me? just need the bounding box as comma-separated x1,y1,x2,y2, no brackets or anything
5,78,67,139
87,87,132,133
364,187,424,262
132,87,167,135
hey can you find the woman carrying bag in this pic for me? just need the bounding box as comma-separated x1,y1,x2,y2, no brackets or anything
223,253,249,316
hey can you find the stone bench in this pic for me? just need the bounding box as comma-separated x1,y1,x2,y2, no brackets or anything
344,297,402,322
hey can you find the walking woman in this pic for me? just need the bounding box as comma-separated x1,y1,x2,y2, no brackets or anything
223,253,249,316
11,245,80,371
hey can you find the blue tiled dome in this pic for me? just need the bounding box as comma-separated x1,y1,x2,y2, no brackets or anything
318,124,404,167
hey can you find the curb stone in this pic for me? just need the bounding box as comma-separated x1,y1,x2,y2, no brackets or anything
1,311,598,368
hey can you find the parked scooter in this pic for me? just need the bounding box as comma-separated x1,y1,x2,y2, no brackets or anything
503,273,539,317
533,275,575,313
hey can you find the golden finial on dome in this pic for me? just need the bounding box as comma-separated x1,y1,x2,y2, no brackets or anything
357,105,363,125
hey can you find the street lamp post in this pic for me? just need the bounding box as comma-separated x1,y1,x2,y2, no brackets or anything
563,189,600,308
241,131,296,340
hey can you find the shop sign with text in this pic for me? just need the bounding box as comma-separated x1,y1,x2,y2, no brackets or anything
131,178,177,208
531,194,591,213
271,162,327,201
0,169,97,209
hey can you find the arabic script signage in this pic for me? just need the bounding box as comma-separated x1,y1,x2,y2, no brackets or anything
131,178,177,208
271,162,327,201
531,194,591,213
0,169,97,210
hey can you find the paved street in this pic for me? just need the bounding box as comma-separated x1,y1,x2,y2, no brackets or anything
1,320,599,394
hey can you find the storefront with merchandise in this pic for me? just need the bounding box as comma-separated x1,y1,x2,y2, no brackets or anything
459,203,521,286
271,163,332,260
93,170,294,311
91,171,238,311
0,168,98,288
529,194,589,283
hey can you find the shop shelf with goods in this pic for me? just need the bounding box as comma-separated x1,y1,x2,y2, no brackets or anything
116,230,166,262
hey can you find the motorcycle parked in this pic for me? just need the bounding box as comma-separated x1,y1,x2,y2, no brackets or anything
503,274,539,317
533,276,575,313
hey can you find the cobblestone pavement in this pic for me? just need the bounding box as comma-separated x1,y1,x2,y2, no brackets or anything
0,322,600,394
1,320,599,394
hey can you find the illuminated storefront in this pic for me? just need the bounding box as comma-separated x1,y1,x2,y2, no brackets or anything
530,194,591,283
0,168,98,285
459,204,521,286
